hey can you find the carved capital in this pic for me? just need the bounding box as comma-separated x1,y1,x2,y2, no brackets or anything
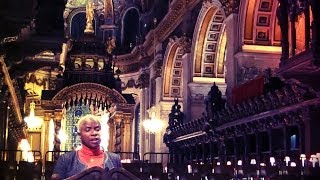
136,70,150,89
219,0,240,16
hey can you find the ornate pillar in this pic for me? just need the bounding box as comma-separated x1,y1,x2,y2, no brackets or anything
277,0,289,66
224,12,240,100
289,0,297,56
137,70,150,155
180,35,192,123
113,114,123,153
43,112,53,160
309,0,320,66
122,115,132,153
53,111,62,159
304,0,310,50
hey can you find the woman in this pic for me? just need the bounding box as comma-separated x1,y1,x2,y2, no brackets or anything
52,114,121,179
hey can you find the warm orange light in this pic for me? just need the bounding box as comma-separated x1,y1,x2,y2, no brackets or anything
100,112,110,151
143,112,164,134
242,44,281,53
24,102,43,129
18,139,34,162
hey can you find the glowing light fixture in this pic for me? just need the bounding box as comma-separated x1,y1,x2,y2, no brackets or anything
143,111,164,134
19,139,34,162
270,157,275,166
24,101,43,129
284,156,290,166
58,129,68,143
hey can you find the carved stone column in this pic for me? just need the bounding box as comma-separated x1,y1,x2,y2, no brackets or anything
53,111,62,159
309,0,320,66
43,112,53,158
289,0,297,56
113,114,123,153
277,0,289,66
225,13,240,99
182,53,191,122
122,115,132,153
137,70,150,155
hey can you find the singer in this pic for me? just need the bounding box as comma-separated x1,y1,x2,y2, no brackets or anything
52,114,122,179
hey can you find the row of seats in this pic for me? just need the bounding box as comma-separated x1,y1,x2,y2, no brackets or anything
2,160,320,180
122,163,320,180
0,161,42,180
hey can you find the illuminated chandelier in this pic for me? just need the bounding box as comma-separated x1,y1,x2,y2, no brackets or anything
143,111,164,134
24,101,43,129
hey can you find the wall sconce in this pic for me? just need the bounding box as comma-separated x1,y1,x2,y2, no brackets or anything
143,111,164,134
24,101,43,129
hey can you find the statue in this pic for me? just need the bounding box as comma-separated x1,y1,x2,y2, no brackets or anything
84,1,95,33
205,82,225,119
106,37,116,54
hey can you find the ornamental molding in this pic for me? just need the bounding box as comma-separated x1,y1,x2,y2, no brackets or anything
53,82,127,103
116,0,201,73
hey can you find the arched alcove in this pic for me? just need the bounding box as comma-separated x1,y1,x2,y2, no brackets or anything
162,40,184,99
192,2,226,81
121,8,140,53
70,12,96,39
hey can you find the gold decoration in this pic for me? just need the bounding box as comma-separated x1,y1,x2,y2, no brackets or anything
106,37,116,54
84,1,95,34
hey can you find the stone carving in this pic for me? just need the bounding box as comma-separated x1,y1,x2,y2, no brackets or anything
205,82,225,120
178,34,191,55
106,37,116,54
218,0,240,16
168,98,184,128
237,66,263,85
136,69,150,89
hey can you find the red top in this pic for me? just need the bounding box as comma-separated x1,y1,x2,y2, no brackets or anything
78,144,105,168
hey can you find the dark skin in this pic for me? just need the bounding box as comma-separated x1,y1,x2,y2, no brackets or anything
78,117,101,150
52,117,102,180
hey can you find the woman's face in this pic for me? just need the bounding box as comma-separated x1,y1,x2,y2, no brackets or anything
79,118,101,149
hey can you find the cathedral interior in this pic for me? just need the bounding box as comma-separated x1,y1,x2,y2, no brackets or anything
0,0,320,179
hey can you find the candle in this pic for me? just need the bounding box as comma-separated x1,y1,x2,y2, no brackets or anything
284,156,290,166
310,154,317,168
227,161,232,165
270,157,275,166
300,154,306,167
187,164,192,173
250,159,256,165
290,162,296,167
237,160,243,166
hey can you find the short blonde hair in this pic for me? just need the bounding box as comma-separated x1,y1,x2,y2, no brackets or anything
77,114,101,132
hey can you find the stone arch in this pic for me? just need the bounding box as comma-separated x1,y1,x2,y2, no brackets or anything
162,38,184,99
53,83,127,104
242,0,281,46
192,1,226,80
